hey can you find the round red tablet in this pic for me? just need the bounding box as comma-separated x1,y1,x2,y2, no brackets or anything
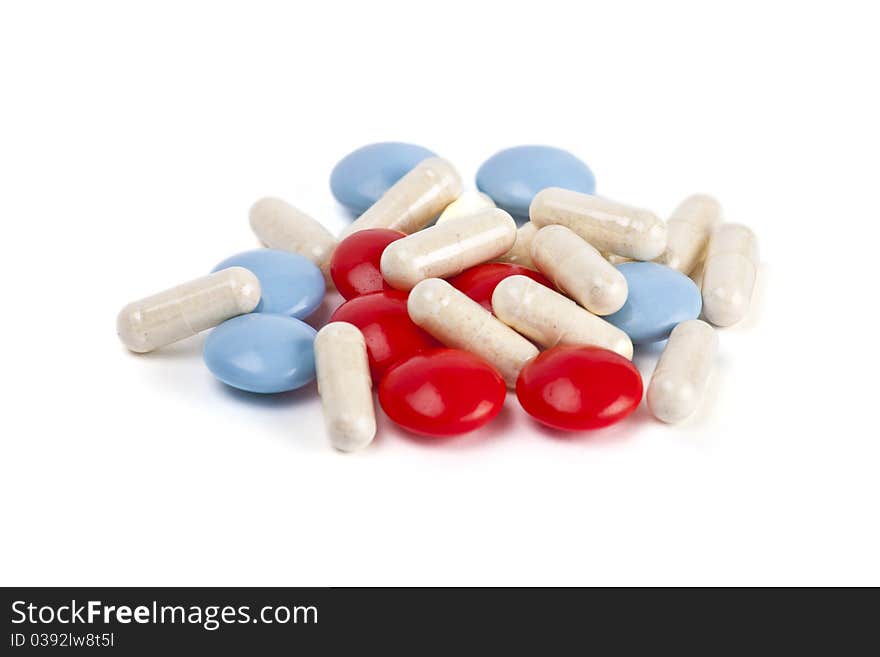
379,349,507,437
448,262,553,312
329,290,438,382
516,346,642,431
330,228,406,299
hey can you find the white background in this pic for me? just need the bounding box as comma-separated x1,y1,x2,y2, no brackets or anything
1,1,877,586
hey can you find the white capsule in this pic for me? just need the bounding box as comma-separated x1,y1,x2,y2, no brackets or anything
340,157,463,237
492,275,633,359
117,267,261,353
408,278,538,387
380,208,517,291
701,223,758,327
530,187,667,261
494,222,538,269
655,194,722,274
647,320,718,423
314,322,376,452
435,191,496,224
530,225,628,315
249,196,337,284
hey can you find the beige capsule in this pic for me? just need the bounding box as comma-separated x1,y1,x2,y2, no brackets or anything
380,208,517,291
655,194,722,274
249,196,337,284
407,278,538,387
435,191,496,224
530,187,667,261
117,267,261,353
340,157,463,237
701,223,758,327
492,275,633,359
647,320,717,423
530,225,628,315
494,222,538,269
314,322,376,452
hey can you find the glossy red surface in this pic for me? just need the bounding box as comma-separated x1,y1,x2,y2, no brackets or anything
329,290,438,382
448,262,554,312
379,349,507,436
330,228,406,299
516,346,642,431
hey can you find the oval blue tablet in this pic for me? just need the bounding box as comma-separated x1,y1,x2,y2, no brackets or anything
330,142,436,215
213,249,324,319
476,145,596,221
606,262,702,344
204,314,317,393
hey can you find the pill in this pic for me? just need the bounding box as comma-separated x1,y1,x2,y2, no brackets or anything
701,223,758,327
647,320,718,424
340,157,463,238
530,187,667,261
249,197,337,283
436,191,496,224
380,208,517,291
407,278,539,387
530,225,628,315
314,322,376,451
655,194,722,274
117,267,260,353
448,262,553,313
494,222,537,268
330,228,405,299
491,275,633,359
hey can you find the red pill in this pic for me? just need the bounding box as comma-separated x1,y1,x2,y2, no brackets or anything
516,346,643,431
330,290,438,382
379,349,507,437
330,228,406,299
448,262,553,312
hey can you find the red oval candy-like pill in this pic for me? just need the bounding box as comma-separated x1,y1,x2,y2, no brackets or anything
330,228,406,300
329,290,438,382
516,346,642,431
448,262,553,312
379,349,507,437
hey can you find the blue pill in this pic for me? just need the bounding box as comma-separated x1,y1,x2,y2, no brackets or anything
606,262,702,344
213,249,324,319
476,145,595,221
204,314,317,393
330,142,436,215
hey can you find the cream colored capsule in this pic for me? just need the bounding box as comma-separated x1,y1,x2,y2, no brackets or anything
492,275,633,359
380,208,517,290
117,267,261,353
494,222,537,268
407,278,538,387
647,320,717,423
314,322,376,452
340,157,463,237
249,196,337,283
529,187,667,261
655,194,722,274
436,191,496,224
530,225,628,315
701,223,758,327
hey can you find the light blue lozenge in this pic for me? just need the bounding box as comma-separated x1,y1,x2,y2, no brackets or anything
606,262,702,344
476,145,595,221
212,249,324,319
203,314,317,393
330,142,436,215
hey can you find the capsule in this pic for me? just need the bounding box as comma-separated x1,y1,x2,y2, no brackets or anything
314,322,376,452
249,197,337,283
494,222,537,269
655,194,722,274
340,157,463,237
529,187,667,261
407,278,538,387
117,267,261,353
492,275,633,359
380,208,517,291
701,223,758,327
647,320,717,423
530,225,628,315
436,191,496,224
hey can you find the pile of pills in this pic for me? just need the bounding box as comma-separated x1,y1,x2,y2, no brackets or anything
117,143,759,451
